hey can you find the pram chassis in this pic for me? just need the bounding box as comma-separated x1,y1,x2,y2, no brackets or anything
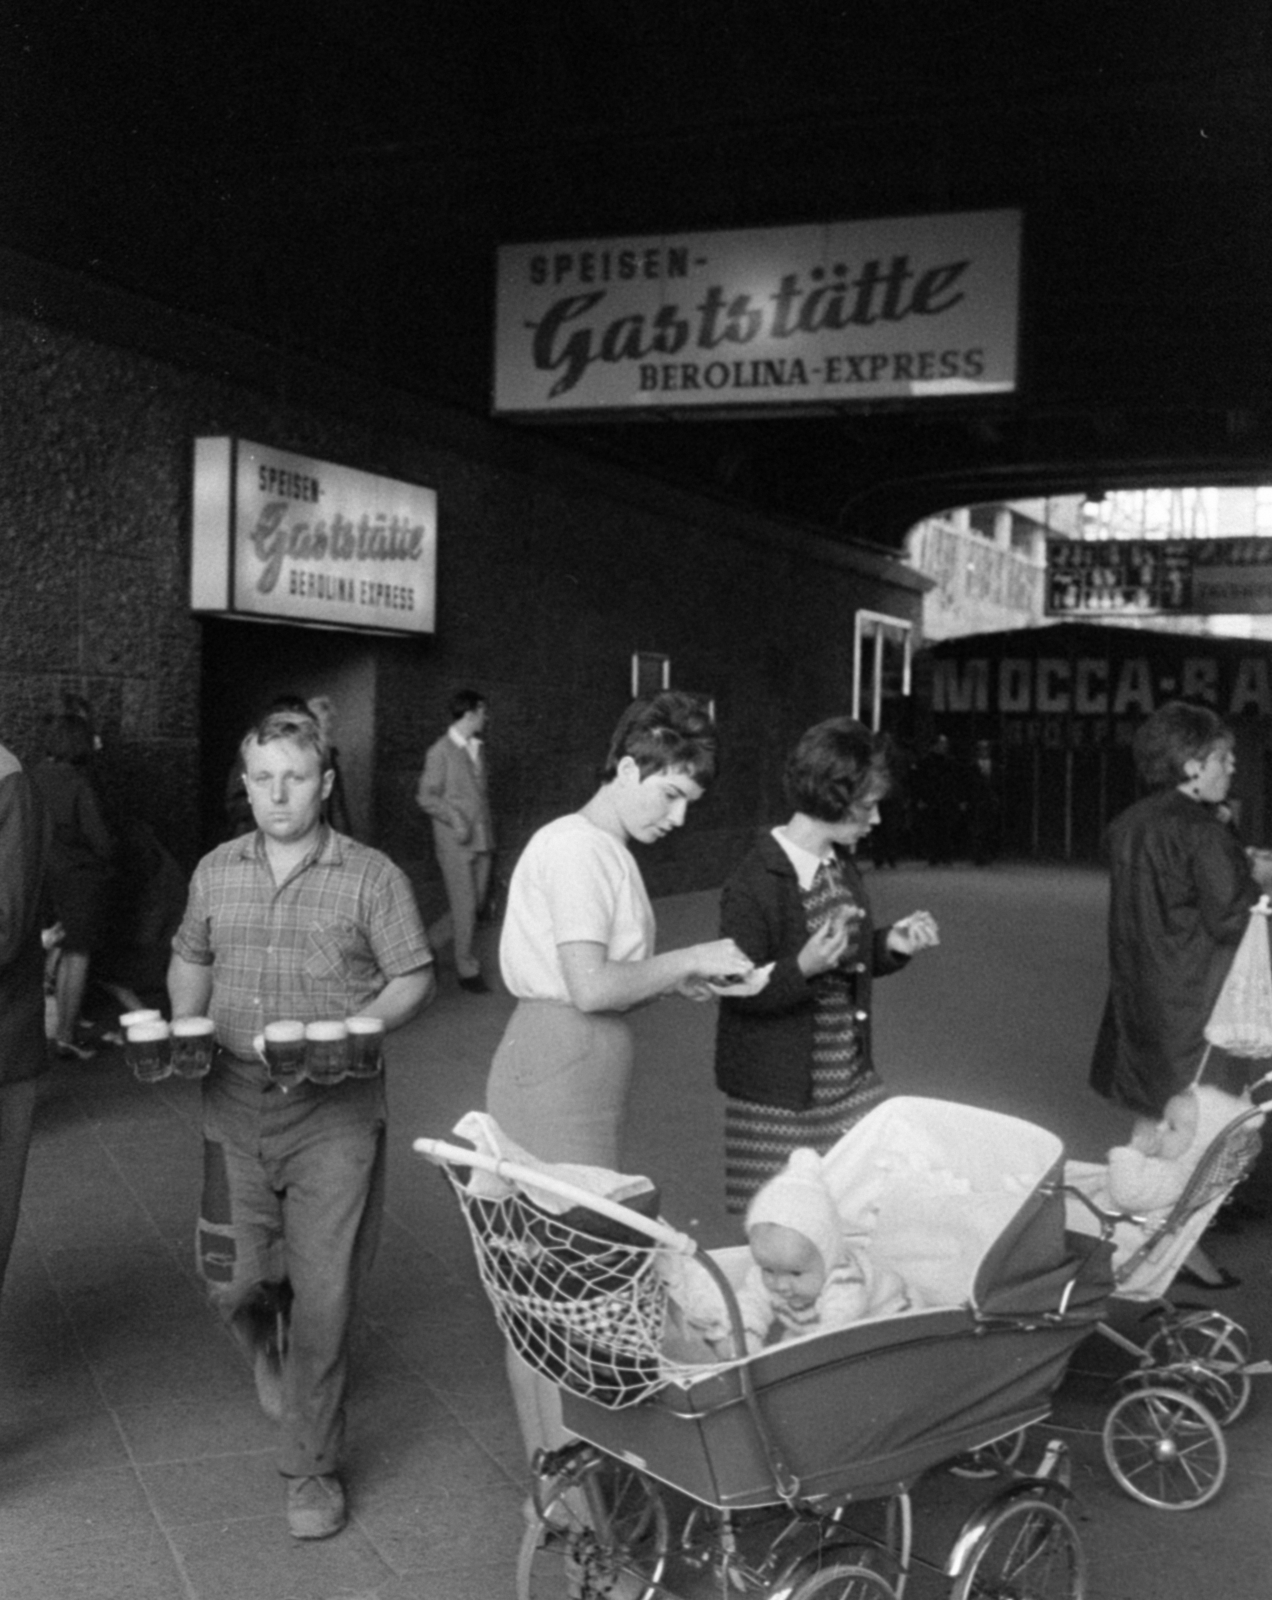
416,1112,1106,1600
1055,1099,1267,1510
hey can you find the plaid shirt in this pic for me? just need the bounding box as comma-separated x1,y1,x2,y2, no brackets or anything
172,827,432,1060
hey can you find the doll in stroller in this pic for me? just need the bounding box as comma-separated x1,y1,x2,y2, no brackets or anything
1057,1077,1269,1510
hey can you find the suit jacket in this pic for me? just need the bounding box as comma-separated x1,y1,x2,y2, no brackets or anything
416,732,493,853
0,743,52,1081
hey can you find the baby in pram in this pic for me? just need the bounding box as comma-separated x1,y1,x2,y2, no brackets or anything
682,1147,911,1356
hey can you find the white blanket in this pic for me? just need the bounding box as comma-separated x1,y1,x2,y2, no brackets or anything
667,1097,1064,1356
821,1097,1061,1309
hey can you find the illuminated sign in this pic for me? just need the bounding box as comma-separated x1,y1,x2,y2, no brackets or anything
933,652,1272,721
494,210,1020,416
1046,537,1272,617
190,439,436,635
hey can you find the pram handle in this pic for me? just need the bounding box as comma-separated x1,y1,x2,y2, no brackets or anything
1046,1181,1143,1237
412,1136,701,1257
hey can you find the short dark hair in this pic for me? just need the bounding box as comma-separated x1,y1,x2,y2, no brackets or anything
267,692,313,717
42,712,94,766
784,717,890,821
1134,700,1232,790
602,692,717,785
239,709,330,771
450,689,486,722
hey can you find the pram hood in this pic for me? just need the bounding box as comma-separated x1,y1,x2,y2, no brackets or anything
818,1095,1083,1320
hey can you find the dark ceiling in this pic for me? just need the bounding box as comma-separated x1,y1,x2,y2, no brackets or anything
4,1,1271,548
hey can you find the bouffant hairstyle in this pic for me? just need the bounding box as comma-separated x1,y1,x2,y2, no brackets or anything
784,717,890,822
601,691,717,786
1133,701,1232,791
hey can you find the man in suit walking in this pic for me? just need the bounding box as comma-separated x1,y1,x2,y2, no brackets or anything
416,690,495,993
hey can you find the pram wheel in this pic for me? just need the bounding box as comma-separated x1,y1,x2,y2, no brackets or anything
517,1449,670,1600
1143,1310,1253,1424
1101,1385,1227,1510
949,1496,1085,1600
784,1559,899,1599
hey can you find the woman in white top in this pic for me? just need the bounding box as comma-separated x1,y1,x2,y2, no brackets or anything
490,691,751,1163
486,691,752,1461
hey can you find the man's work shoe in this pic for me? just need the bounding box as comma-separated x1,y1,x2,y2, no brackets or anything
286,1474,346,1540
458,974,490,994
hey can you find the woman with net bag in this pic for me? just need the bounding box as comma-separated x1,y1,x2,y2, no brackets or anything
1089,700,1272,1287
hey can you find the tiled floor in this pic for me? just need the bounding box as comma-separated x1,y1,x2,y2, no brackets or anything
3,866,1271,1598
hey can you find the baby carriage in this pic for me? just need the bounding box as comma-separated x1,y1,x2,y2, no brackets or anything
416,1097,1114,1600
1058,1090,1269,1511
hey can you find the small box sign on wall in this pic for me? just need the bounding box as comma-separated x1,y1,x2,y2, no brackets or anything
190,438,437,636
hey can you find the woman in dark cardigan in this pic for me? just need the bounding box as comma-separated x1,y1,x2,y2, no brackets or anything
714,718,940,1213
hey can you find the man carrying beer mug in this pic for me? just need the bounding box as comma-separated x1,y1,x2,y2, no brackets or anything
168,709,435,1540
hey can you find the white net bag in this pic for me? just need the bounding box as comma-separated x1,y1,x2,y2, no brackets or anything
449,1171,671,1407
1205,898,1272,1058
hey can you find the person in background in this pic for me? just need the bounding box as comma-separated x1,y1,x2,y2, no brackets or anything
965,739,1001,866
308,696,355,837
416,689,495,993
169,708,435,1540
0,735,51,1300
868,735,909,870
96,819,189,1016
1089,699,1272,1288
31,712,116,1060
486,690,753,1463
911,733,963,866
714,717,940,1214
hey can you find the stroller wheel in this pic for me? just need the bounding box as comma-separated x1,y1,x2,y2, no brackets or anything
517,1451,670,1600
1143,1311,1253,1424
1102,1385,1227,1510
949,1496,1085,1600
785,1559,899,1600
518,1452,675,1600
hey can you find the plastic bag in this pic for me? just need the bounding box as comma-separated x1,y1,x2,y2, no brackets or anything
1205,898,1272,1057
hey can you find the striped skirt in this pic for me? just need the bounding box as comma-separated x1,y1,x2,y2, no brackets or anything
724,1066,889,1215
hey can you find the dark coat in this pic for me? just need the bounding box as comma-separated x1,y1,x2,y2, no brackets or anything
30,758,115,949
713,831,907,1110
0,745,51,1082
1089,787,1260,1118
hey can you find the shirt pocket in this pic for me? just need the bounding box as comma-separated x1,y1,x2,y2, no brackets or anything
302,918,363,982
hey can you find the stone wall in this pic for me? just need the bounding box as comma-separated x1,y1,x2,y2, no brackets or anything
0,253,923,921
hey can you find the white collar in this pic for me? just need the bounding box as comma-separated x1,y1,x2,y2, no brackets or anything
771,826,831,891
